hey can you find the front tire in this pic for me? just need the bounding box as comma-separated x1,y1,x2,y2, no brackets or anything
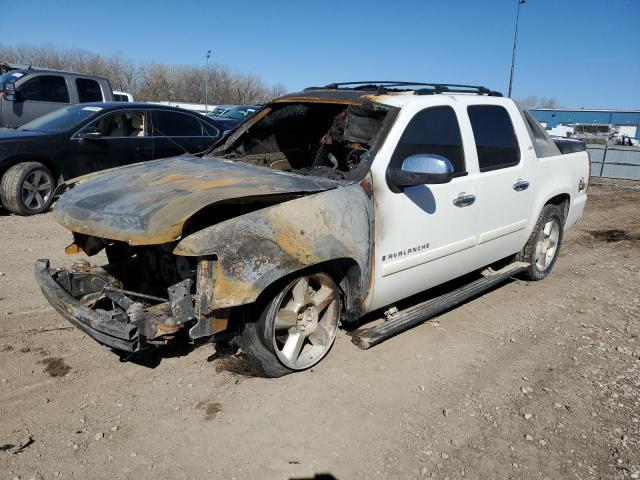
517,204,564,281
0,162,56,215
238,272,341,377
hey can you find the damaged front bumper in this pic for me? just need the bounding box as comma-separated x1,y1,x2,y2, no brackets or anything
34,259,216,353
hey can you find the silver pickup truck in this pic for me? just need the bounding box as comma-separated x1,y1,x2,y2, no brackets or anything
35,81,590,377
0,65,114,127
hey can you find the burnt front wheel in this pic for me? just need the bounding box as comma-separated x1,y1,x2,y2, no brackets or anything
238,272,341,377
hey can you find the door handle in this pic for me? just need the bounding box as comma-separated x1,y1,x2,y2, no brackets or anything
513,179,530,191
453,193,476,208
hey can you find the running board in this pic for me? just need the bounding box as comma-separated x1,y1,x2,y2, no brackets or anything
351,262,529,350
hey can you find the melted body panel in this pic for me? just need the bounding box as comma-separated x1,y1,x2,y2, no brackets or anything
174,184,373,309
54,155,340,245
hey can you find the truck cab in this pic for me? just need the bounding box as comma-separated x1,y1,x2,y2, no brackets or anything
366,90,588,309
0,67,114,128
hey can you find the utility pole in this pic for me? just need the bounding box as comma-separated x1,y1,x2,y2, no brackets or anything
508,0,526,98
205,49,212,113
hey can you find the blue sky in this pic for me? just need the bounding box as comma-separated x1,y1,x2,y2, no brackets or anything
5,0,639,108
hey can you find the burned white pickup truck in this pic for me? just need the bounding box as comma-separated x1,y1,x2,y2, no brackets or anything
36,82,591,376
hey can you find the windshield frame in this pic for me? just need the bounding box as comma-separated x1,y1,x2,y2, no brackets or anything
206,100,400,182
17,104,101,134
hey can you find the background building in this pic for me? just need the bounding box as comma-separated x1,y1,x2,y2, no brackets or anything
530,109,640,145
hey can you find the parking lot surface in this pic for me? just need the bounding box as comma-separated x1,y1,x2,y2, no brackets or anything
1,178,639,479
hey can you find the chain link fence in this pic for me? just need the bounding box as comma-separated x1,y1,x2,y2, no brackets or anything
587,145,640,180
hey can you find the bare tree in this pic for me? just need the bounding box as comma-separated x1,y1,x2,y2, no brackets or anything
538,97,560,109
516,95,561,110
0,43,285,105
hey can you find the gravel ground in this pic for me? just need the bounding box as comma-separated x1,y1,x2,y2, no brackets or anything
0,177,638,480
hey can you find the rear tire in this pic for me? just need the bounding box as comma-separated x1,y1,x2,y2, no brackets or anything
516,204,564,281
0,162,56,215
237,272,341,377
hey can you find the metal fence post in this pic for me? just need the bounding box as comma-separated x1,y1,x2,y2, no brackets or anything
600,143,608,177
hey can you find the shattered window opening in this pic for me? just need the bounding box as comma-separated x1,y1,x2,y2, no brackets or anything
209,102,393,180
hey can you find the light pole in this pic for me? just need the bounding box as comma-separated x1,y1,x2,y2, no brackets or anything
205,49,212,113
508,0,526,98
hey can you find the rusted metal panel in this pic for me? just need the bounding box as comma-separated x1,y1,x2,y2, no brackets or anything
194,258,215,317
273,89,375,105
174,184,374,309
34,260,140,352
53,155,341,246
273,96,363,106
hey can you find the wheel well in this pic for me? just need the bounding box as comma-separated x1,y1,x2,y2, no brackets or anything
0,157,60,185
545,193,570,222
248,258,363,323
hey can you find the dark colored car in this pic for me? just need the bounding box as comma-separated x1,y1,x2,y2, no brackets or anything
0,102,224,215
207,104,238,117
207,105,261,133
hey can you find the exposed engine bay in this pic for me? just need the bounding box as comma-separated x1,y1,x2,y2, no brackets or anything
70,236,197,297
36,239,208,352
211,102,392,179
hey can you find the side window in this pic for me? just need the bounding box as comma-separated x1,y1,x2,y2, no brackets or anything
85,111,145,137
391,106,466,175
202,122,220,138
468,105,520,171
521,110,561,158
20,75,70,103
76,78,103,102
151,111,203,136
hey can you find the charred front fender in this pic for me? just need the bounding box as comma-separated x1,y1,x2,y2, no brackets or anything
174,184,373,310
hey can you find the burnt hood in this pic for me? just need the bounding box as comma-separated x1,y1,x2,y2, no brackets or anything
54,155,340,245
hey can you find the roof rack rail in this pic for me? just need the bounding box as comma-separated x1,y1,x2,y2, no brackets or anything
304,81,502,97
0,62,79,75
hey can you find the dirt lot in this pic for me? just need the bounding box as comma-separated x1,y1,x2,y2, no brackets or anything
0,178,639,480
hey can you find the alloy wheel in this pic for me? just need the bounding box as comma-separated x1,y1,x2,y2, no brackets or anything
271,273,340,370
534,218,560,271
21,169,54,212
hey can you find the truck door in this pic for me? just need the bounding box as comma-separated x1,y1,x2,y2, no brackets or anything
368,105,480,311
466,104,532,270
4,74,71,127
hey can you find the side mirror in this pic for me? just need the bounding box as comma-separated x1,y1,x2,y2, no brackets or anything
3,82,16,102
78,130,103,140
387,154,454,192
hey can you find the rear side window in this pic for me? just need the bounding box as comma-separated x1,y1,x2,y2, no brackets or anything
202,122,220,138
151,110,203,136
391,106,466,174
521,110,561,158
76,78,103,102
20,75,69,103
468,105,520,171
